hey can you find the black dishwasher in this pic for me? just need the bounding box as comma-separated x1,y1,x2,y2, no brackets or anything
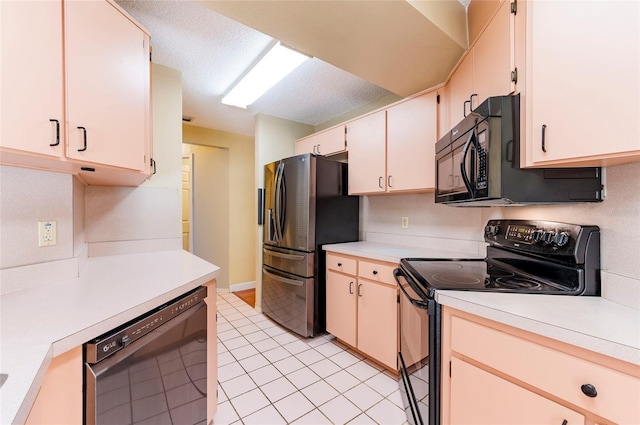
83,286,208,425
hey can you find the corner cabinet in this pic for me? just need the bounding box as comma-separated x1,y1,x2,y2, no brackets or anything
441,307,640,425
448,0,515,127
519,0,640,167
0,0,153,186
326,253,399,371
295,125,346,156
348,91,439,195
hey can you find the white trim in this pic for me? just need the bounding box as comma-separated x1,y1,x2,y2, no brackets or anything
229,281,256,292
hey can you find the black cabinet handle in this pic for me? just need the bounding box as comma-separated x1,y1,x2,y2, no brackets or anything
387,175,392,188
463,100,470,117
561,420,568,425
378,176,383,189
150,158,156,175
541,124,547,152
469,93,478,109
49,119,60,146
77,126,87,152
372,270,378,275
337,262,342,267
580,383,597,398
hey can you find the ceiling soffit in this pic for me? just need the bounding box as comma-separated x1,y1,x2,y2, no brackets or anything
199,1,468,97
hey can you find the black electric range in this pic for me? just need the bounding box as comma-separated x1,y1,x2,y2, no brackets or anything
395,219,601,425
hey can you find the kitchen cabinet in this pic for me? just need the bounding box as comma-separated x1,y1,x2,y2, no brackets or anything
520,0,640,167
295,125,346,156
448,0,514,127
25,347,83,425
345,110,387,194
348,91,439,195
450,357,585,424
326,253,398,370
0,0,153,186
203,279,218,423
441,307,640,425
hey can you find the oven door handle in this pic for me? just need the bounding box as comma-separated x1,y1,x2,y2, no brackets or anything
394,268,431,311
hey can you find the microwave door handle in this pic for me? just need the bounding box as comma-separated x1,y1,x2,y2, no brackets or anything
460,130,476,197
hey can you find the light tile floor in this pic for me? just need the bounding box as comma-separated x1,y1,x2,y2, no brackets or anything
215,292,408,425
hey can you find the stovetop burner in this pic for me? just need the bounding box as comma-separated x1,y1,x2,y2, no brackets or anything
398,219,601,297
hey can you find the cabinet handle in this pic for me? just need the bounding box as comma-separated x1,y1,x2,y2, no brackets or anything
49,119,60,146
463,100,470,117
378,176,383,188
580,383,597,398
357,283,362,297
349,281,354,294
387,175,392,188
312,145,317,154
150,158,157,175
469,93,478,109
561,421,568,425
77,127,87,152
372,270,378,275
317,144,321,154
337,262,342,267
541,124,547,152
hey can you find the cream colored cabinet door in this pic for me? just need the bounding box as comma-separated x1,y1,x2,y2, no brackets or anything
25,347,83,425
356,279,398,369
326,270,357,347
65,1,149,171
472,0,514,106
347,110,386,194
1,0,64,157
387,92,438,192
525,1,640,166
450,357,585,425
436,86,450,141
295,125,346,156
448,53,474,127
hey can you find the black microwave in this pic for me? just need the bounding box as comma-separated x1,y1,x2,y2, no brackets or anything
434,95,603,206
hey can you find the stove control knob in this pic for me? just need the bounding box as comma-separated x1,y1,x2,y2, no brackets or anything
485,225,500,236
542,231,556,244
532,229,544,243
555,232,570,247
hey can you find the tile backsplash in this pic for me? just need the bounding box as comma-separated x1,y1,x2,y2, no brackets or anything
361,162,640,310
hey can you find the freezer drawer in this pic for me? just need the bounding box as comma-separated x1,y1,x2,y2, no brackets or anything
262,266,314,337
263,245,314,278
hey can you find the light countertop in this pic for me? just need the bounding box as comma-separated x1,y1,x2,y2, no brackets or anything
324,241,640,366
0,250,219,425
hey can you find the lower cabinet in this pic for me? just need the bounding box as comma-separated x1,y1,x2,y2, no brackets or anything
326,253,398,371
25,347,83,425
441,307,640,425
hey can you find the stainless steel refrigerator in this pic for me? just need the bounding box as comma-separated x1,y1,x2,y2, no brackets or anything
262,153,359,337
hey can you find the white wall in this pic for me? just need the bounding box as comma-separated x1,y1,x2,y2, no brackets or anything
361,162,640,310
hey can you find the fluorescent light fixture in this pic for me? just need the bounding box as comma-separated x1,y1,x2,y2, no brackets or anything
222,42,310,109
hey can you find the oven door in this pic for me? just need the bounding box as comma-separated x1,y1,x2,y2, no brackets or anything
395,268,431,425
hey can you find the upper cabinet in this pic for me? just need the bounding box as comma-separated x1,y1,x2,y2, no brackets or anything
295,125,346,156
65,1,150,172
520,0,640,167
0,0,153,186
348,92,439,195
448,0,515,127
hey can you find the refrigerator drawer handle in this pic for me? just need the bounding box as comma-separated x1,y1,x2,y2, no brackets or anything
263,249,305,261
264,269,304,286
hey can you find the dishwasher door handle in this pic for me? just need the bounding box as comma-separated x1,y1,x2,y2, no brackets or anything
264,269,304,286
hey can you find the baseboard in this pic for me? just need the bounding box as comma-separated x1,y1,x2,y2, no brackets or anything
229,281,256,292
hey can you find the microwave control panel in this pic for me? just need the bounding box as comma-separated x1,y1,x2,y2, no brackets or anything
476,129,488,190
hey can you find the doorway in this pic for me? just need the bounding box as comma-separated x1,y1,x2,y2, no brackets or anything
181,155,193,252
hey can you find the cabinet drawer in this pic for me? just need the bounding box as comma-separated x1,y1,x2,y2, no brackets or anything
326,254,357,276
451,316,640,424
358,260,396,285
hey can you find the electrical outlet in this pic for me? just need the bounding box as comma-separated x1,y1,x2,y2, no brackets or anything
401,216,409,229
38,221,57,247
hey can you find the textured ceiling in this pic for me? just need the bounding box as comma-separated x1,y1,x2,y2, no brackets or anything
117,1,395,137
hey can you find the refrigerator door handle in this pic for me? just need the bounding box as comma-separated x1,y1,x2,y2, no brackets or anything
263,248,305,261
266,209,275,243
264,269,304,286
274,162,284,242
